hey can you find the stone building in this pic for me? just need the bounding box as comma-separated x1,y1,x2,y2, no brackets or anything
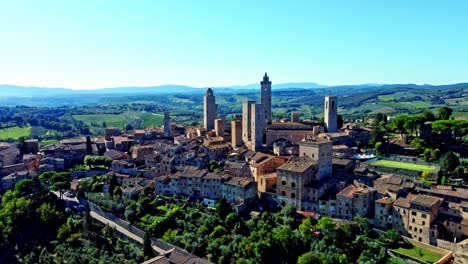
231,119,242,147
374,197,394,229
24,139,39,154
163,112,172,138
214,119,224,137
290,112,300,123
299,139,333,179
276,156,318,209
242,100,255,145
265,122,313,146
204,88,218,131
324,96,338,132
250,103,265,151
260,72,272,125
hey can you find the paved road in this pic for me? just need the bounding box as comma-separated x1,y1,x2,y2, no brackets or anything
90,211,144,243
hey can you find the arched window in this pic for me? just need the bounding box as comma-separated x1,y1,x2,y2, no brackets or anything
291,193,296,198
291,182,296,188
282,180,286,185
281,191,286,196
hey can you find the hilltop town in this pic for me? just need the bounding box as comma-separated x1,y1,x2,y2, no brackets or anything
0,73,467,264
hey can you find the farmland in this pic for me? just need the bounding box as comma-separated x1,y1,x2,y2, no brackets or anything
0,126,31,140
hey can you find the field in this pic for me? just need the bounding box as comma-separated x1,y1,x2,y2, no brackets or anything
139,113,164,128
0,126,31,140
73,114,128,128
73,112,164,129
394,246,442,263
371,160,436,172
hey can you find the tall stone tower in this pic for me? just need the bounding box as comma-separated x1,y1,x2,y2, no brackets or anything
163,112,172,137
260,72,272,125
242,100,255,144
214,119,224,137
204,88,218,130
324,96,338,132
251,103,265,151
231,119,242,147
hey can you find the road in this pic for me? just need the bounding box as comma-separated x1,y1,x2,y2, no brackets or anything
89,211,144,243
51,191,85,212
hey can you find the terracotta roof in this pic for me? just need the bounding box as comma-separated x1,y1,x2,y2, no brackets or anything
225,177,253,187
375,197,394,204
411,194,442,207
278,156,317,173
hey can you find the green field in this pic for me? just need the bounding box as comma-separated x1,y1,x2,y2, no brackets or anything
40,139,59,147
73,112,164,129
73,114,128,128
139,113,164,128
372,160,436,172
394,246,442,263
0,126,31,140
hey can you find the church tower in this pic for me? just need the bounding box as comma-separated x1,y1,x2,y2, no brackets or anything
204,88,218,130
260,72,272,125
324,96,338,132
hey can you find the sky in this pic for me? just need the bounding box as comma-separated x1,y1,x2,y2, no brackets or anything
0,0,467,89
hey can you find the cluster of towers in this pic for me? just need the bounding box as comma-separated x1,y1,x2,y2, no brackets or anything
203,73,272,151
203,73,338,151
241,73,272,150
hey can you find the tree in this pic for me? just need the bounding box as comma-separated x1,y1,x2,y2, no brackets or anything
337,114,344,129
437,106,453,120
109,173,118,196
441,151,460,172
374,142,383,156
410,138,425,152
316,217,336,236
143,231,153,258
216,197,231,220
421,110,435,122
380,229,402,248
423,148,432,161
86,136,93,155
37,203,61,225
297,252,321,264
433,148,442,160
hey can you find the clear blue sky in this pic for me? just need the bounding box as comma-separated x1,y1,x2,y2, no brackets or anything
1,0,467,89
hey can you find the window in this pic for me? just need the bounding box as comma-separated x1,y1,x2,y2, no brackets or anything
421,213,427,218
412,218,415,223
419,228,422,233
281,191,286,196
291,182,296,188
411,212,417,216
409,226,412,231
422,221,425,226
282,181,286,185
291,193,296,198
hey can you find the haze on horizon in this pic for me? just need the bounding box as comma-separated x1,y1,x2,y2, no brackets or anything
1,0,467,90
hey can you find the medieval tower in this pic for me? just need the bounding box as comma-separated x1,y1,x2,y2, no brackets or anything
324,96,338,132
204,88,218,130
260,72,272,125
163,112,172,137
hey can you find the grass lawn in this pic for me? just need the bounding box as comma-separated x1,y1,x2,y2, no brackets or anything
394,246,442,263
387,257,406,264
40,139,59,147
0,126,31,140
139,113,164,128
73,114,128,128
372,160,436,172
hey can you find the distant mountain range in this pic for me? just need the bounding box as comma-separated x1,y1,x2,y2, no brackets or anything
0,82,466,98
